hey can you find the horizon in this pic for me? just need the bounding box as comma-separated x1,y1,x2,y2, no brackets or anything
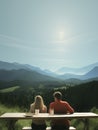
0,60,98,72
0,0,98,71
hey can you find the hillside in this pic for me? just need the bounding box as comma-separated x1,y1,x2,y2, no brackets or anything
81,66,98,79
0,69,59,82
0,61,57,78
0,61,30,70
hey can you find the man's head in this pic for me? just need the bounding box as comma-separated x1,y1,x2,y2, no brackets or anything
53,91,62,100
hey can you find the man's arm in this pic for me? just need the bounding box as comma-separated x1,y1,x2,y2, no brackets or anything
65,102,74,114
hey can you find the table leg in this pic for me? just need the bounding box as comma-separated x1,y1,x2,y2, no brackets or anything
45,119,51,127
84,118,89,130
6,119,17,130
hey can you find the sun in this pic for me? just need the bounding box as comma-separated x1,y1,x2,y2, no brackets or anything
59,31,64,41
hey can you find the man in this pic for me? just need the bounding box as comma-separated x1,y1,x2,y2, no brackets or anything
49,91,74,130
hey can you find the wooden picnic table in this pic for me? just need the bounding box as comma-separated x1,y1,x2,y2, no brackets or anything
0,112,98,130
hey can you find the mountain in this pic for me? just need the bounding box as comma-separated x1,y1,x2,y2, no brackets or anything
0,69,59,82
0,61,57,77
57,67,98,85
57,73,81,80
81,66,98,80
56,62,98,75
0,61,42,71
0,61,29,70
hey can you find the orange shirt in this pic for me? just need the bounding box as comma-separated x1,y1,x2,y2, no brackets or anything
49,100,74,126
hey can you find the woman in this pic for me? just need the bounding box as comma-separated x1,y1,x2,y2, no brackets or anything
30,95,47,130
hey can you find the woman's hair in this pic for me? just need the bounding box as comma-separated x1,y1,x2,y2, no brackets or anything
34,95,45,112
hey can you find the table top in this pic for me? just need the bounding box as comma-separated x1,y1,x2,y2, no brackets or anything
0,112,98,120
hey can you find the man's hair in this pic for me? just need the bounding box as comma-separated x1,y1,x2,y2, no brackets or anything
53,91,62,100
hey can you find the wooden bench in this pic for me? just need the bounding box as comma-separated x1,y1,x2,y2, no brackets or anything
22,126,76,130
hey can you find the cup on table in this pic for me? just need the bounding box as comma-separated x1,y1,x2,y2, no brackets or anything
49,109,54,115
35,109,39,115
46,126,51,130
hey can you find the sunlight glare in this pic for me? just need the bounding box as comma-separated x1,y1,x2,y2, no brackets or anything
59,31,64,41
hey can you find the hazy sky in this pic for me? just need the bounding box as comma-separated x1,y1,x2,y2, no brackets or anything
0,0,98,71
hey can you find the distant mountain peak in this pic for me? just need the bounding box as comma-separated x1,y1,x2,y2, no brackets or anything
55,62,98,75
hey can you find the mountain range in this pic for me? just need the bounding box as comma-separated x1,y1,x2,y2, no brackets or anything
55,62,98,75
58,66,98,80
0,61,98,83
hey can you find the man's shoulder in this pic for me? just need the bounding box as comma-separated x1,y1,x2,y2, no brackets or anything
50,102,55,105
61,100,69,104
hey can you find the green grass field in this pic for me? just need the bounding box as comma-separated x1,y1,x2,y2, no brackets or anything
0,86,20,93
0,103,31,130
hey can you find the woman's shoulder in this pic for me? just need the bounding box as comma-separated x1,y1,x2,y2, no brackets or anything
42,105,47,112
44,105,47,109
30,103,34,107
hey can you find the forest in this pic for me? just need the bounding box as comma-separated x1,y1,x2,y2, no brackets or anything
0,80,98,112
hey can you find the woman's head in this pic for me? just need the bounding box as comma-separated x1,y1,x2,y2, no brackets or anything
34,95,44,111
35,95,44,104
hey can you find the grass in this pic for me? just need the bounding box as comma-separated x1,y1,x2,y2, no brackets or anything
0,86,20,93
70,107,98,130
0,103,31,130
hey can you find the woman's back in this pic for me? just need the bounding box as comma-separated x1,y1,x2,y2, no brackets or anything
30,95,47,126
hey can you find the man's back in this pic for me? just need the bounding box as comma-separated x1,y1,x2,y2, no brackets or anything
49,91,74,130
50,100,74,114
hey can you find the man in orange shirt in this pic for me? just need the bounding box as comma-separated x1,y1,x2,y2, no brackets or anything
49,91,74,130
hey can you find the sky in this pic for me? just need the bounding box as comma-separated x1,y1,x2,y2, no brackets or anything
0,0,98,71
